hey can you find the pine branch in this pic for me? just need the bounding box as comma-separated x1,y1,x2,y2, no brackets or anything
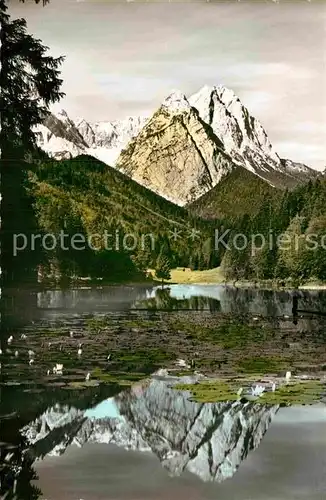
18,0,50,5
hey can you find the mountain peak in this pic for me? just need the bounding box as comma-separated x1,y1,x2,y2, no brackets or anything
215,85,240,105
189,83,281,166
162,90,191,112
189,84,239,105
56,109,71,120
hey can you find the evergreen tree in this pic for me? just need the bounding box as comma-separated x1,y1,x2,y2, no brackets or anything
221,214,252,282
131,248,152,273
18,0,50,6
0,0,64,289
300,216,326,281
251,245,277,281
201,237,213,268
277,216,307,281
155,252,171,286
1,2,64,158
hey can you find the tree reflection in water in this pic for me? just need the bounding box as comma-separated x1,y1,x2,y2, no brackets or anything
1,421,41,500
134,287,221,312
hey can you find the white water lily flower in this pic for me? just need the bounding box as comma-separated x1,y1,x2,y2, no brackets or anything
176,359,189,368
251,385,265,397
53,363,63,374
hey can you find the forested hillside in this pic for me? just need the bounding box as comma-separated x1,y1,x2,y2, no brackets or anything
189,166,282,221
219,178,326,283
29,155,222,283
29,154,326,286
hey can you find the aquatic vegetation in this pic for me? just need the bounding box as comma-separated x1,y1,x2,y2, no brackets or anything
27,327,67,338
259,381,325,405
91,367,147,386
85,316,155,333
170,318,270,349
65,379,100,389
111,348,176,373
173,370,195,377
238,356,289,374
4,302,326,396
86,317,110,332
174,380,240,403
121,319,156,329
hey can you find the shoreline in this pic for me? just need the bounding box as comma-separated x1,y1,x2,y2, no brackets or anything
6,268,326,292
37,280,326,292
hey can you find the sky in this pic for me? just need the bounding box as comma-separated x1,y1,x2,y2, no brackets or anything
8,0,326,169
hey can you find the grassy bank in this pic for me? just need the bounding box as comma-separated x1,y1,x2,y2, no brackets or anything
149,267,326,290
167,267,224,284
36,266,326,290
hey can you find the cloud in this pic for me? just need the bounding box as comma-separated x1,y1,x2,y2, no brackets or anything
225,63,289,79
96,74,177,100
240,91,275,111
290,122,324,135
275,142,325,168
224,63,315,86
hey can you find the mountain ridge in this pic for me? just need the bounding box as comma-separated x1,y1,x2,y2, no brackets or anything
34,85,318,205
189,165,282,221
115,97,237,204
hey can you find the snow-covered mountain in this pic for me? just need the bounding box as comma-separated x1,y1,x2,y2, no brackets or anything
116,90,236,204
34,111,148,166
34,85,317,205
22,374,279,483
189,85,315,188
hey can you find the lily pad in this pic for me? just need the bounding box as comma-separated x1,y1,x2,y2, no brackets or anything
260,381,325,405
174,379,325,405
174,380,240,403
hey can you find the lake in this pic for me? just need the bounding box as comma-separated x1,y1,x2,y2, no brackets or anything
1,285,325,499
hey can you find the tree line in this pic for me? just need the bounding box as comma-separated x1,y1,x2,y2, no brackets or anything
221,178,326,285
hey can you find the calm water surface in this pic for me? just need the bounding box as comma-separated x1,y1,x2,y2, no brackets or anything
36,284,326,315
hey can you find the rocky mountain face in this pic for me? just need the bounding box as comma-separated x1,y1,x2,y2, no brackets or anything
22,374,279,482
189,86,316,189
34,85,318,205
34,111,148,165
116,91,236,204
117,86,316,204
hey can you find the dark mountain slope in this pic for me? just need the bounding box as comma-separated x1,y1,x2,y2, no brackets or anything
189,166,282,221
